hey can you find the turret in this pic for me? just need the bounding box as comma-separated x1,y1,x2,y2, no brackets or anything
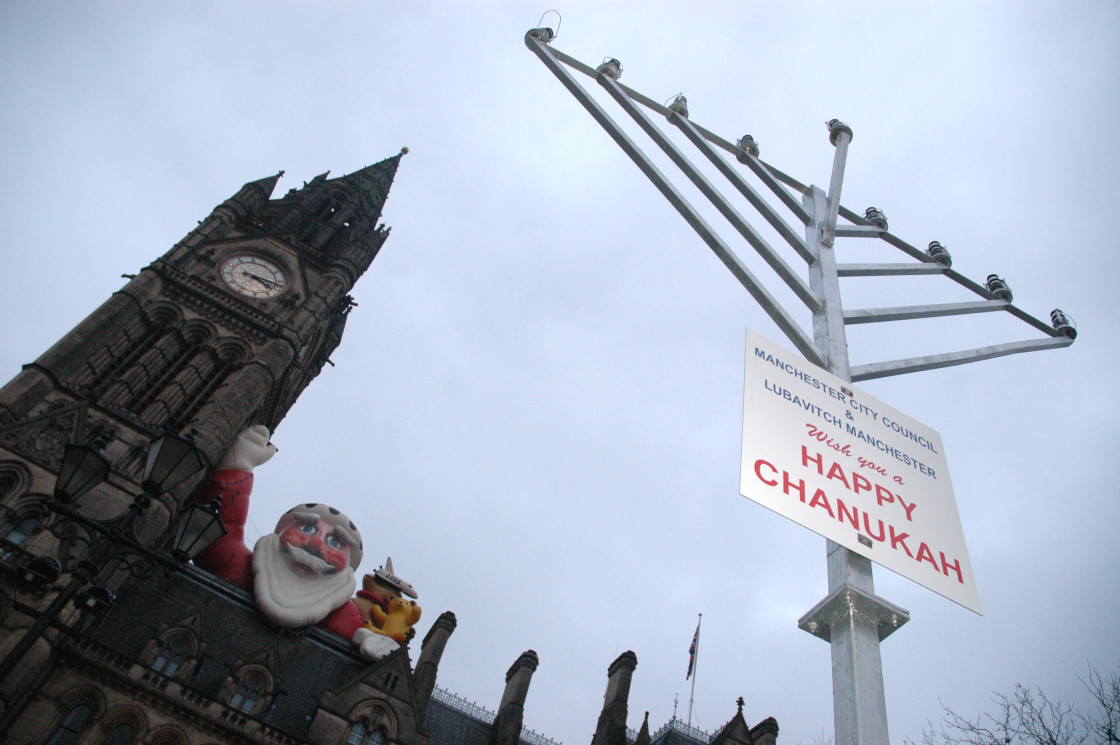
591,650,637,745
752,718,779,745
221,172,283,222
171,171,283,259
414,610,457,724
634,712,651,745
491,650,540,745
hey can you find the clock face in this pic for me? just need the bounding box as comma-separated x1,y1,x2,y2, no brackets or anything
220,255,288,299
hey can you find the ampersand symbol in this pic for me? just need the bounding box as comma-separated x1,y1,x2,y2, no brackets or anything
846,410,855,420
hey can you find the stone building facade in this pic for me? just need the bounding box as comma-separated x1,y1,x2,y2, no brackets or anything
0,160,780,745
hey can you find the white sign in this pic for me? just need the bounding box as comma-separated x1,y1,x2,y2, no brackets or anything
739,329,981,613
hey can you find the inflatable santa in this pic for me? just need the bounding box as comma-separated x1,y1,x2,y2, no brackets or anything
193,425,397,661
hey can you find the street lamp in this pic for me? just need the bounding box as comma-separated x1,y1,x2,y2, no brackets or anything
17,555,62,589
142,431,209,497
171,496,226,563
0,430,215,682
52,441,109,504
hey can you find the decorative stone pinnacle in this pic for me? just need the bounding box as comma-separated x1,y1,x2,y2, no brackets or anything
506,649,540,680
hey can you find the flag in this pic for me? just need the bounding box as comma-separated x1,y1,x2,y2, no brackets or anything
686,621,700,680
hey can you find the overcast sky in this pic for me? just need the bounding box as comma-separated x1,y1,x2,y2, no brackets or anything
2,3,1118,745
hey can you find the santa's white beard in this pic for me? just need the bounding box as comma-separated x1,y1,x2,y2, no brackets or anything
251,533,356,628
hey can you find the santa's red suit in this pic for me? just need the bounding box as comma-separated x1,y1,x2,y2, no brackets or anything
193,468,363,638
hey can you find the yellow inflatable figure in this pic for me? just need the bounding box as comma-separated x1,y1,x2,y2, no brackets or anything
367,595,423,643
355,557,422,643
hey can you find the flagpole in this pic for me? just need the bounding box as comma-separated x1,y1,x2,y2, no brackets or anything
687,613,701,728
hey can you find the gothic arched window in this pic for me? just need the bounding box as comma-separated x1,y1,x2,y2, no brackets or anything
1,506,42,562
345,720,386,745
45,704,92,745
161,338,246,434
229,670,266,714
0,469,19,497
152,635,190,676
102,723,135,745
0,466,36,560
146,726,188,745
83,306,178,401
3,514,40,546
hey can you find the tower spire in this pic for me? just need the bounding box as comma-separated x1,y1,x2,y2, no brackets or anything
244,170,284,200
334,150,406,229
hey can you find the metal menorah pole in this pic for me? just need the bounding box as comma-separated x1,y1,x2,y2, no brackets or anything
525,26,1074,745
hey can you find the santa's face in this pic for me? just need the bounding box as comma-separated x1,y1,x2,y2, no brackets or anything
277,517,352,577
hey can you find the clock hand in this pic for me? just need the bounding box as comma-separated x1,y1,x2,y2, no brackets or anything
241,271,281,289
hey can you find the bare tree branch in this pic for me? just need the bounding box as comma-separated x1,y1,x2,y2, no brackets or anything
1080,665,1120,745
903,664,1119,745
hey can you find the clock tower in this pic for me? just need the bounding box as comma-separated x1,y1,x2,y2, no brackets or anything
0,153,404,728
0,151,401,499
